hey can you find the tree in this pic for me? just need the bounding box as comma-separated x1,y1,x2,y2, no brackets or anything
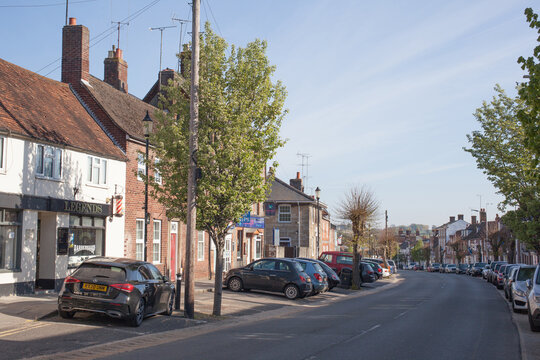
517,8,540,164
410,240,425,263
150,23,287,315
337,186,379,288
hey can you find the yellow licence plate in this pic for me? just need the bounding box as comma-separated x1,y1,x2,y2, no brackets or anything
82,283,108,292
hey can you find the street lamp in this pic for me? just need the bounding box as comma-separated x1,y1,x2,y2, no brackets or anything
315,186,321,258
143,110,153,262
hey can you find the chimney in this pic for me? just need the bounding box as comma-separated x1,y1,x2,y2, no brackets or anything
450,216,456,223
457,214,464,221
180,50,191,77
471,215,477,225
416,230,420,236
289,172,304,192
398,229,403,236
159,68,176,89
406,230,411,236
104,45,128,93
480,208,487,223
62,17,90,85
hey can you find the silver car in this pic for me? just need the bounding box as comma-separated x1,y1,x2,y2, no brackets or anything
445,264,456,273
511,265,536,313
526,265,540,331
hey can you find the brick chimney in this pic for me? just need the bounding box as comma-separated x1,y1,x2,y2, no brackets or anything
471,215,477,225
289,172,303,192
450,216,456,223
480,208,487,223
104,45,128,93
416,230,420,236
62,17,89,85
457,214,464,221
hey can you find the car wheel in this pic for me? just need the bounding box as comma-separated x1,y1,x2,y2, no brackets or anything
58,308,75,319
284,284,299,300
228,277,243,292
528,307,540,332
164,292,174,316
129,298,145,327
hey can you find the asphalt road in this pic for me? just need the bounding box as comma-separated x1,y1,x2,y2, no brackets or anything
97,271,520,360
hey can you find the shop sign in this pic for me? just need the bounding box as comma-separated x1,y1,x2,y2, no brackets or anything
49,199,110,216
236,215,264,229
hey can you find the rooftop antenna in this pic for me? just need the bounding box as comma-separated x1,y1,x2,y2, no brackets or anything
171,17,191,73
150,25,177,90
297,152,311,193
112,21,130,50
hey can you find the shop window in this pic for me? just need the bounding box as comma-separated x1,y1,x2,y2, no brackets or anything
36,144,62,180
0,136,5,172
68,215,105,267
153,220,161,263
154,158,162,184
87,156,107,185
137,154,145,181
279,238,291,246
197,231,205,261
278,205,291,223
0,209,21,271
136,219,144,260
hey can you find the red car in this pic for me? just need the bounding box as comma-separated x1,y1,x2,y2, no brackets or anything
319,251,354,276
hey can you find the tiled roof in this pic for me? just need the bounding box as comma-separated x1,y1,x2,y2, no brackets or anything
0,58,125,160
85,76,158,141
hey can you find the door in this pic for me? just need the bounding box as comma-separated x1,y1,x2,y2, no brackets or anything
244,259,275,291
170,222,178,278
273,261,293,291
224,234,232,272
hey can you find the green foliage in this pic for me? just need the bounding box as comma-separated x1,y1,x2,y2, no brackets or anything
517,8,540,164
410,240,425,263
464,85,536,208
502,196,540,252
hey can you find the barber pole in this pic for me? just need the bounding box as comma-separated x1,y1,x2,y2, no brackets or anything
114,195,124,217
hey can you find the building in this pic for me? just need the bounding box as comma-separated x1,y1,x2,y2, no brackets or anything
0,58,127,296
264,172,331,259
432,215,469,264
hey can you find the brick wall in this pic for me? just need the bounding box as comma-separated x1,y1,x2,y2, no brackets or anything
62,23,89,85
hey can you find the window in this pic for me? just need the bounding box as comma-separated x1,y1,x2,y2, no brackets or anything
0,136,5,171
197,231,205,261
137,153,145,181
153,220,161,263
253,260,276,270
337,255,353,265
136,219,144,260
36,144,62,179
87,156,107,185
0,209,21,271
255,236,262,259
278,205,291,222
67,215,106,267
279,237,291,246
277,261,291,271
154,158,162,184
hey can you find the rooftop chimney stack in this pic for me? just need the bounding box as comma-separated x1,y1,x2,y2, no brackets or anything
471,215,477,225
480,208,487,223
450,216,456,223
289,172,304,192
104,45,128,93
62,17,90,85
458,214,464,221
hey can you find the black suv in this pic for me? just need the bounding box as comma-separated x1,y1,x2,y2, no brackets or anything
58,257,175,327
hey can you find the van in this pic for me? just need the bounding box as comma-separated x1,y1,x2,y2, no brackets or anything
318,251,355,276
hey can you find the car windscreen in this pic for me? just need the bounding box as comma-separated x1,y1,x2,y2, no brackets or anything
74,263,126,281
517,267,536,282
432,263,440,266
475,263,487,268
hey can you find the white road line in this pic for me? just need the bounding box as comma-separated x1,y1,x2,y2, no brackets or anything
344,324,381,343
394,311,408,319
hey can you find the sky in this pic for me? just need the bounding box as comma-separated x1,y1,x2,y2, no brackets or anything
1,0,537,227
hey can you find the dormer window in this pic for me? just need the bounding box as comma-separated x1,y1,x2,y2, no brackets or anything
36,144,62,180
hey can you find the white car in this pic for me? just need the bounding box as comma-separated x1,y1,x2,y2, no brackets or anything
526,264,540,331
511,265,536,312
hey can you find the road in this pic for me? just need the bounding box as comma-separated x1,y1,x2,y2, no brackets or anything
100,271,519,359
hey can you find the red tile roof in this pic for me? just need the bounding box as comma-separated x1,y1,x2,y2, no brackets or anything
0,58,126,161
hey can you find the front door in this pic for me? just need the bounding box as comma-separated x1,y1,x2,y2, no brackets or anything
224,234,232,272
170,222,178,278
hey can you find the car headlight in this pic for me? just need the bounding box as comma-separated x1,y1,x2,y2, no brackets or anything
535,295,540,304
515,289,525,297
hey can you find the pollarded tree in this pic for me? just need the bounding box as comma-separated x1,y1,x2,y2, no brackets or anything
337,186,379,288
150,23,287,316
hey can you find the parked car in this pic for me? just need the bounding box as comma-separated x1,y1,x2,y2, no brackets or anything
470,262,487,277
294,258,328,295
362,260,384,279
428,263,440,272
226,258,312,300
465,264,474,275
319,251,354,276
408,262,417,270
365,258,391,277
387,259,397,274
482,264,491,279
500,264,519,290
505,266,520,300
526,265,540,331
297,258,340,290
359,262,377,283
492,262,508,286
511,265,536,313
488,261,507,284
445,264,456,273
58,257,175,327
456,264,469,274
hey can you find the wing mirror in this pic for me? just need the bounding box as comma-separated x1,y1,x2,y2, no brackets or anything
526,279,532,290
162,275,170,282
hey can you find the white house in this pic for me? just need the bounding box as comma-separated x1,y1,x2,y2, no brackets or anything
0,58,127,295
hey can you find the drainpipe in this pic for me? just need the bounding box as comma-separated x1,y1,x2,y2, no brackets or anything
297,201,301,257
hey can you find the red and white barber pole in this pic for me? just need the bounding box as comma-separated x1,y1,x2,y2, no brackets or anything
113,195,124,217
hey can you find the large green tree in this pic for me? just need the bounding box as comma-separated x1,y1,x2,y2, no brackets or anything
150,23,287,315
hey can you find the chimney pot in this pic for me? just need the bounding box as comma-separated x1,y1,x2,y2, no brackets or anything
296,172,300,179
115,48,122,59
69,17,77,25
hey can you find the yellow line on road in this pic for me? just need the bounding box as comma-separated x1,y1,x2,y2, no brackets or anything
0,322,51,338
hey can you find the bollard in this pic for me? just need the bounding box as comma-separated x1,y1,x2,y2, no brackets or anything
175,273,182,310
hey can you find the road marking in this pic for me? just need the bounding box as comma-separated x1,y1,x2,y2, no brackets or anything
0,322,51,338
344,324,381,343
394,311,408,319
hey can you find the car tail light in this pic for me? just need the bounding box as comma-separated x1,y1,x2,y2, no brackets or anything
368,271,374,275
314,273,322,282
378,268,382,273
332,274,339,280
111,283,135,292
64,276,81,284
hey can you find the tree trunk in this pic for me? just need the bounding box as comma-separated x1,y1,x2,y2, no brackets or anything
208,235,213,280
212,240,224,316
352,243,361,288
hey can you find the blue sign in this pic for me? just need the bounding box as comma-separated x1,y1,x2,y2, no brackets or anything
237,215,264,229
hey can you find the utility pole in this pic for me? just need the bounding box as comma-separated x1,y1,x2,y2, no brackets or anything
150,25,176,91
112,21,130,50
184,0,200,319
172,18,191,73
384,210,388,261
65,0,69,25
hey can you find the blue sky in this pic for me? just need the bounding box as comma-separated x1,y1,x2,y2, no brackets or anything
1,0,537,227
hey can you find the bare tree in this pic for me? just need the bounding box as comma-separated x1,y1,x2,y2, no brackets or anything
337,186,379,288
